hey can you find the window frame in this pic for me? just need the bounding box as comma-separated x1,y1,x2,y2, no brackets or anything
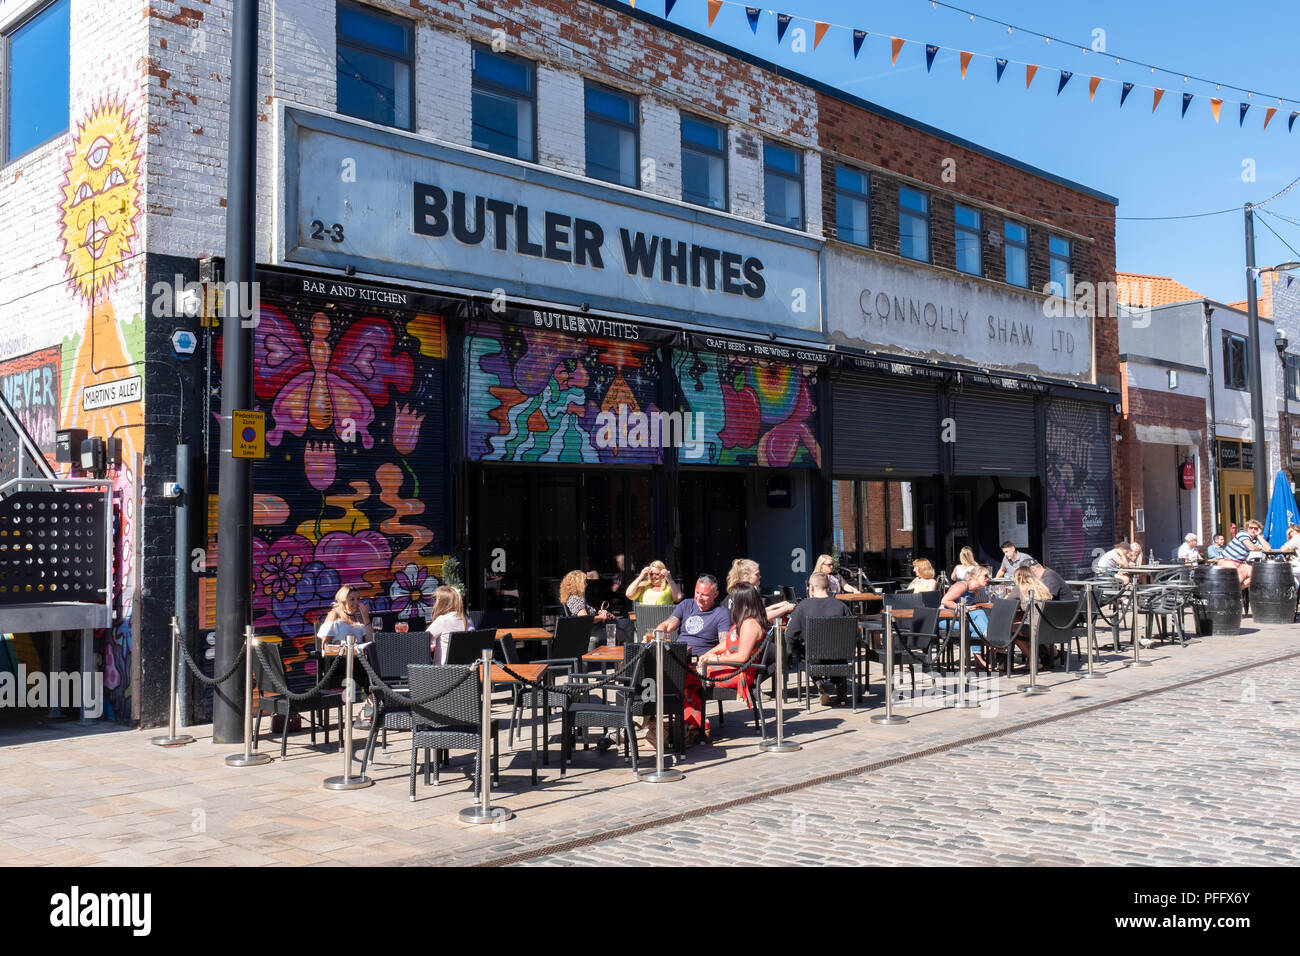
470,42,537,163
1286,353,1300,402
898,186,930,264
1048,234,1072,295
834,163,871,247
1222,331,1249,391
584,80,640,189
763,139,805,231
679,112,728,212
2,0,71,165
335,0,416,132
953,203,983,277
1004,220,1029,288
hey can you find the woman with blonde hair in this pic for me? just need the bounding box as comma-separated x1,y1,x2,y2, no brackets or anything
941,565,992,671
725,558,795,620
813,554,859,595
317,584,373,717
560,570,612,622
625,560,682,605
905,558,938,593
426,584,468,665
952,547,980,582
1012,566,1053,668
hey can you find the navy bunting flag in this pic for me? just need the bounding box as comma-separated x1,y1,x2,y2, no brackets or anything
926,44,939,72
776,13,792,43
1182,93,1194,117
1120,82,1134,107
1291,112,1299,132
746,6,760,34
1057,70,1072,95
1239,103,1249,126
852,29,866,58
665,0,678,16
995,58,1007,83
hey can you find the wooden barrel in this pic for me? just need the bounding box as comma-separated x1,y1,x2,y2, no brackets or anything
1249,559,1297,625
1192,566,1242,636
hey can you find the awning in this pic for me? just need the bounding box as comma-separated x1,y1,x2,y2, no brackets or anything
1135,424,1202,446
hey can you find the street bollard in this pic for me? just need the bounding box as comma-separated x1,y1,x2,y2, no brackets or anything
1128,578,1152,668
1081,584,1107,680
325,633,373,790
871,608,908,725
760,618,800,753
226,627,272,767
952,604,980,710
151,617,196,747
1018,601,1051,695
642,630,684,782
460,649,513,821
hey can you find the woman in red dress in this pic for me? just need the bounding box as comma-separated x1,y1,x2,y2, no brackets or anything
680,583,767,742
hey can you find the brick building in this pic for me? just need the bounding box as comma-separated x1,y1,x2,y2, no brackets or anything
0,0,1117,726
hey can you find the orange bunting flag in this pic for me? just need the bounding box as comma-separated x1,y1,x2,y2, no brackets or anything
707,0,722,27
1088,76,1101,101
891,37,904,64
814,21,829,49
1266,107,1278,130
1152,88,1165,112
960,51,973,78
1026,64,1038,88
1210,97,1223,122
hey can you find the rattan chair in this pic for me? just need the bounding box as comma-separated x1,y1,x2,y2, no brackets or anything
358,631,432,774
700,630,772,735
252,641,345,759
631,603,675,640
799,616,860,711
406,664,499,801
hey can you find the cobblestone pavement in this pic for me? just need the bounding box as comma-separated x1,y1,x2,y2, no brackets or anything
1,623,1297,866
521,658,1300,866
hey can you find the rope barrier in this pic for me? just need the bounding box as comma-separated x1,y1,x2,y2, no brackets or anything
252,642,344,703
493,656,641,697
178,639,246,688
696,633,772,687
354,653,479,706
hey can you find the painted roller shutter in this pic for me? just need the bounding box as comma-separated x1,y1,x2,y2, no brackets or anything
1043,398,1115,578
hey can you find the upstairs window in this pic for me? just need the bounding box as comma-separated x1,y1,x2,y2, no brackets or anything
1004,220,1029,287
835,165,870,246
472,46,536,161
1286,353,1300,401
899,187,929,263
954,204,982,276
585,83,638,188
1223,331,1248,391
336,2,413,131
763,141,804,230
4,0,70,162
681,114,726,210
1049,235,1072,295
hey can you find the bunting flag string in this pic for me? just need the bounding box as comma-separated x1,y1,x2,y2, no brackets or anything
668,1,1295,133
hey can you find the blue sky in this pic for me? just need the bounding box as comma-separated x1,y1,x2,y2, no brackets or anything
632,0,1300,304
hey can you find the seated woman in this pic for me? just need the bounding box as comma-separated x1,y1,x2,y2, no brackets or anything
1012,566,1054,669
425,584,468,666
814,553,859,595
560,570,613,623
625,560,682,605
940,565,992,671
1095,541,1133,587
1279,524,1300,588
316,584,374,719
904,558,938,593
672,582,767,747
952,547,980,582
726,558,795,620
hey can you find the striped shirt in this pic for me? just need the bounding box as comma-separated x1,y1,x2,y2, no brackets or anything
1220,532,1254,562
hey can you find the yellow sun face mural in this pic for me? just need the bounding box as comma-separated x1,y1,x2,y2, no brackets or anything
58,99,142,304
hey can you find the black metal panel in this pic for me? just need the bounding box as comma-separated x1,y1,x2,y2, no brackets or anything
1044,399,1115,579
0,491,107,605
952,389,1038,475
0,397,51,486
832,371,940,474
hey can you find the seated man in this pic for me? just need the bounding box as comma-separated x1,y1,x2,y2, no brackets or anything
1029,562,1074,602
996,541,1035,579
1177,534,1202,564
1217,520,1269,588
784,572,853,704
1206,534,1227,560
658,574,732,658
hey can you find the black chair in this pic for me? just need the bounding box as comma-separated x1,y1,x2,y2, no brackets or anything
536,616,595,675
357,631,432,773
873,606,942,694
469,609,517,630
1135,585,1192,647
781,585,798,604
252,641,345,760
631,603,675,640
406,664,499,801
977,598,1026,676
882,592,924,610
920,590,943,609
1033,598,1085,671
560,643,665,776
700,630,772,735
444,628,498,665
800,616,860,711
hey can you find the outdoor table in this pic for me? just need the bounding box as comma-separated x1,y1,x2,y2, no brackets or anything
489,662,548,784
583,645,625,663
503,627,554,642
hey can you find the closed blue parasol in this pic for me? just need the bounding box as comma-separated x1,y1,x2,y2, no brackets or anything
1264,470,1299,548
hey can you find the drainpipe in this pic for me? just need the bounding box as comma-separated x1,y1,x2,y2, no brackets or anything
1204,300,1220,535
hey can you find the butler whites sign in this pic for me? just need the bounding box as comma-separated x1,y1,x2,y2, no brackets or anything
824,248,1092,381
280,107,821,332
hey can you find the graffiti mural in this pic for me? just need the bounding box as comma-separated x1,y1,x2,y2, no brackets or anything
0,346,62,463
211,284,451,686
1044,399,1114,577
672,350,821,467
464,318,664,464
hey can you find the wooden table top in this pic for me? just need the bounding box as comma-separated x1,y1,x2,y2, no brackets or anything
888,608,955,620
488,663,548,683
502,628,553,641
836,592,884,603
583,645,625,662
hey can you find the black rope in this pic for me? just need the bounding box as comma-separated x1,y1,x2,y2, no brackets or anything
354,653,478,706
494,656,641,697
253,642,344,703
178,639,246,687
696,633,772,687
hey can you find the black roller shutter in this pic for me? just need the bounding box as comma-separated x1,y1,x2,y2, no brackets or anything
1044,399,1115,578
952,389,1038,475
832,371,940,474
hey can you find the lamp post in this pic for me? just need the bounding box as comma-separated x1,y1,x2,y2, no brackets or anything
1278,328,1292,480
1241,202,1300,520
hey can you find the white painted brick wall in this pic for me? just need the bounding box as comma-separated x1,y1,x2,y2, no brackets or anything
803,148,822,237
639,97,679,202
415,26,470,145
536,64,583,176
729,126,763,221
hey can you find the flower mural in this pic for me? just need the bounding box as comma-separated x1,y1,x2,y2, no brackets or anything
392,404,425,456
389,562,436,620
304,441,337,491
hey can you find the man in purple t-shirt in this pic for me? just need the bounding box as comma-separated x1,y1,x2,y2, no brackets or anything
660,574,732,656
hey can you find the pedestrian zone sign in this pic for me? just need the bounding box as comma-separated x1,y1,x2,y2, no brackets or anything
232,409,266,459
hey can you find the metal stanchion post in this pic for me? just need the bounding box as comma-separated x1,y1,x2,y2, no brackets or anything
952,604,979,709
152,617,195,746
642,630,684,782
761,618,800,753
226,627,272,767
325,634,373,789
871,609,908,725
1082,584,1107,680
1128,578,1152,668
1019,601,1050,695
461,649,512,821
